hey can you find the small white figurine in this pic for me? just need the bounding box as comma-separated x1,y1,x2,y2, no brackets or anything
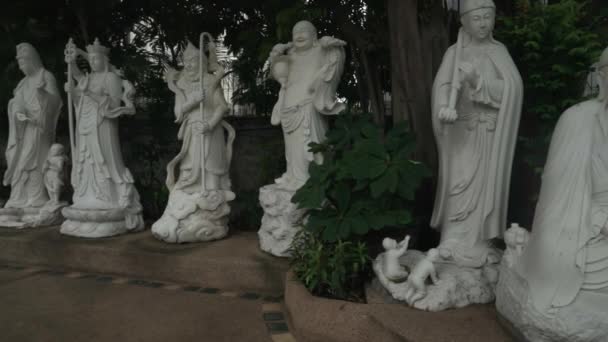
405,249,441,304
502,223,529,268
382,236,411,282
43,144,67,204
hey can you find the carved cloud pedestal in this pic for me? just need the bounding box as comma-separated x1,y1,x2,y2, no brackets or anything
258,184,305,257
152,189,234,243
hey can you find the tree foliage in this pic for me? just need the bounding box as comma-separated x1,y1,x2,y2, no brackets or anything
495,0,605,173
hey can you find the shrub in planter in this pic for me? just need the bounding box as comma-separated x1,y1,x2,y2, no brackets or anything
290,114,429,301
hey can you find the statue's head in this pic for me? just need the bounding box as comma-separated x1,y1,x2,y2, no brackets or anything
49,143,64,157
86,38,110,73
598,46,608,103
182,41,207,81
460,0,496,43
427,248,440,261
292,20,317,51
382,238,397,250
16,43,42,76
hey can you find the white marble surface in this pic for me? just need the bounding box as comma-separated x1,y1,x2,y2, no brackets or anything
496,47,608,341
431,0,523,253
268,20,346,191
258,20,346,256
0,43,64,229
152,35,236,243
257,184,306,257
152,189,234,243
373,248,500,311
61,38,144,238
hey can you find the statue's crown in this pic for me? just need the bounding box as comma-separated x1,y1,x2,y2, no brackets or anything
460,0,496,16
86,38,110,55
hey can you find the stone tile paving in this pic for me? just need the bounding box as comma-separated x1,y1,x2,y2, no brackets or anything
0,262,297,342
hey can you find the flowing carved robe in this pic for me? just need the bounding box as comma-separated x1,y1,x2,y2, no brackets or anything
270,38,346,190
4,68,61,208
71,71,143,229
431,35,523,248
165,73,233,193
517,100,608,312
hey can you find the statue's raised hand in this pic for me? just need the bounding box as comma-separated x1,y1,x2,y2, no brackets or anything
270,43,292,59
64,45,77,64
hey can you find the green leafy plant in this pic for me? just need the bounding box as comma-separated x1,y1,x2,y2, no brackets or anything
292,114,430,243
290,114,429,301
291,229,372,302
495,0,604,173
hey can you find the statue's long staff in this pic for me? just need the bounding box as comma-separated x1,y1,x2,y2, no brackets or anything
199,32,213,195
447,28,464,120
65,38,76,175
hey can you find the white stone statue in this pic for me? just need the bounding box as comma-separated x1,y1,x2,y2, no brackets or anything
151,34,236,243
405,249,441,304
61,38,144,238
258,20,346,257
373,0,518,310
0,43,64,229
502,223,528,268
43,143,68,204
496,47,608,342
431,0,523,261
381,236,411,282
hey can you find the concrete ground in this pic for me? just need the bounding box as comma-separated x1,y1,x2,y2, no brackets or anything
0,227,295,342
0,265,294,342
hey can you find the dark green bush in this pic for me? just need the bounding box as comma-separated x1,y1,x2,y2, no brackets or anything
290,114,429,301
495,0,604,173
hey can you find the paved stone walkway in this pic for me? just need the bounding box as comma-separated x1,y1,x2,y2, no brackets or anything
0,264,296,342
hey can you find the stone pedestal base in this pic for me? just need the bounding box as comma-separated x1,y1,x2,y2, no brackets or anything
373,250,500,311
257,184,306,257
151,189,234,243
61,206,144,238
0,201,67,229
495,264,608,342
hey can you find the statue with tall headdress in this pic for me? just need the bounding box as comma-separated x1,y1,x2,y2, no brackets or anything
372,0,523,311
0,43,65,228
151,34,236,243
60,38,144,238
258,20,347,257
495,47,608,341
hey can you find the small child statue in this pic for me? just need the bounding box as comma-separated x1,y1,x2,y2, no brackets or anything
43,143,67,204
382,235,411,282
503,223,529,268
405,248,441,304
